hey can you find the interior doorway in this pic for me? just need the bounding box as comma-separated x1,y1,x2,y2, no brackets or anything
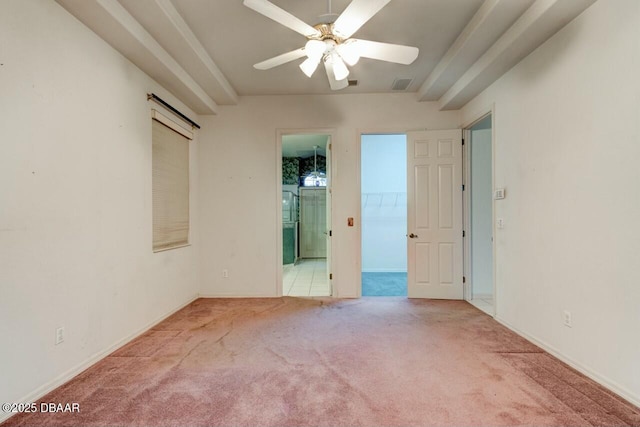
360,134,407,296
464,114,495,315
280,133,332,297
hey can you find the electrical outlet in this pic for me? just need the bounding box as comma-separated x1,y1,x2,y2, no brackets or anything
55,327,65,345
563,310,572,328
497,218,505,229
222,269,229,278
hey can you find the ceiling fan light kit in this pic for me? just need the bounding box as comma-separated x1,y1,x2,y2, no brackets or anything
243,0,419,91
299,56,321,78
304,39,326,60
336,40,361,66
329,52,350,81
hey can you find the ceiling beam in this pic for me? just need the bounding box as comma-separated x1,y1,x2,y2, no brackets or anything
438,0,596,110
56,0,219,115
128,0,238,105
417,0,503,102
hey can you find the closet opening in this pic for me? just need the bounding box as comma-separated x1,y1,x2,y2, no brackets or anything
360,134,407,296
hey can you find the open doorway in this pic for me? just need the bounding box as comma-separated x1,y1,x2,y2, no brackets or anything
464,114,494,315
280,134,332,297
360,134,407,296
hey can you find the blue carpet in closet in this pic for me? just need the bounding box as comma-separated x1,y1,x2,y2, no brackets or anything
362,272,407,296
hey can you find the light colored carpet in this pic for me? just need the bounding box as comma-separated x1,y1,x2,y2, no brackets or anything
4,297,639,426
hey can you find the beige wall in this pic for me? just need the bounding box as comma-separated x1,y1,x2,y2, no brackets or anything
197,94,459,297
462,0,640,405
0,0,200,409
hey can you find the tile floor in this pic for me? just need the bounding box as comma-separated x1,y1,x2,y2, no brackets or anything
283,258,331,297
469,293,494,316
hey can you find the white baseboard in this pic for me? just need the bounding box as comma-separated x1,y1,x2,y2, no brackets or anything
0,294,199,424
495,316,640,408
197,294,280,298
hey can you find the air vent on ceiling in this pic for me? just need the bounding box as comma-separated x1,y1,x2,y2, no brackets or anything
391,78,413,91
348,80,358,87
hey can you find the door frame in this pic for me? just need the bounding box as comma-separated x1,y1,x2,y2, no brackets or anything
276,128,336,297
462,107,497,315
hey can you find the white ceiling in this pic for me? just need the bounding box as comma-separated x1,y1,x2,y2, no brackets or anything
56,0,596,114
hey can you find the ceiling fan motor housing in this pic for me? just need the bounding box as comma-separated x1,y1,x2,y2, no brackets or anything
311,23,344,44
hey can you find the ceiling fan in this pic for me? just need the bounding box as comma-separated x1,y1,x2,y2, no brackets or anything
243,0,419,90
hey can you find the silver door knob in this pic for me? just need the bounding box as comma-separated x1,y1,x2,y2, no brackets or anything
408,233,418,238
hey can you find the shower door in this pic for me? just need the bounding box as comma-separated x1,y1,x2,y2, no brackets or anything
299,187,327,258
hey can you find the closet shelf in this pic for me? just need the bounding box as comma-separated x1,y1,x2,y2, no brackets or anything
361,192,407,208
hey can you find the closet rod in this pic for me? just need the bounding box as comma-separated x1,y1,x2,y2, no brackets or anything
147,93,201,129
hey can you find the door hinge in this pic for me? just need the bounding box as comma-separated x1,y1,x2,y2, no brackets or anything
462,230,466,237
329,273,333,280
329,143,332,150
462,139,465,146
329,230,332,237
462,184,465,191
463,276,466,283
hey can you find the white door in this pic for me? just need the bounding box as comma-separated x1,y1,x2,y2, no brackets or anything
407,130,463,299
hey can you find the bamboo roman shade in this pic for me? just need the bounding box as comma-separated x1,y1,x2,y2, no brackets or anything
152,119,189,251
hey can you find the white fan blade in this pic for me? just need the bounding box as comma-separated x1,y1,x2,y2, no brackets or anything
324,59,349,91
333,0,391,39
254,48,306,70
243,0,321,38
350,39,419,65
